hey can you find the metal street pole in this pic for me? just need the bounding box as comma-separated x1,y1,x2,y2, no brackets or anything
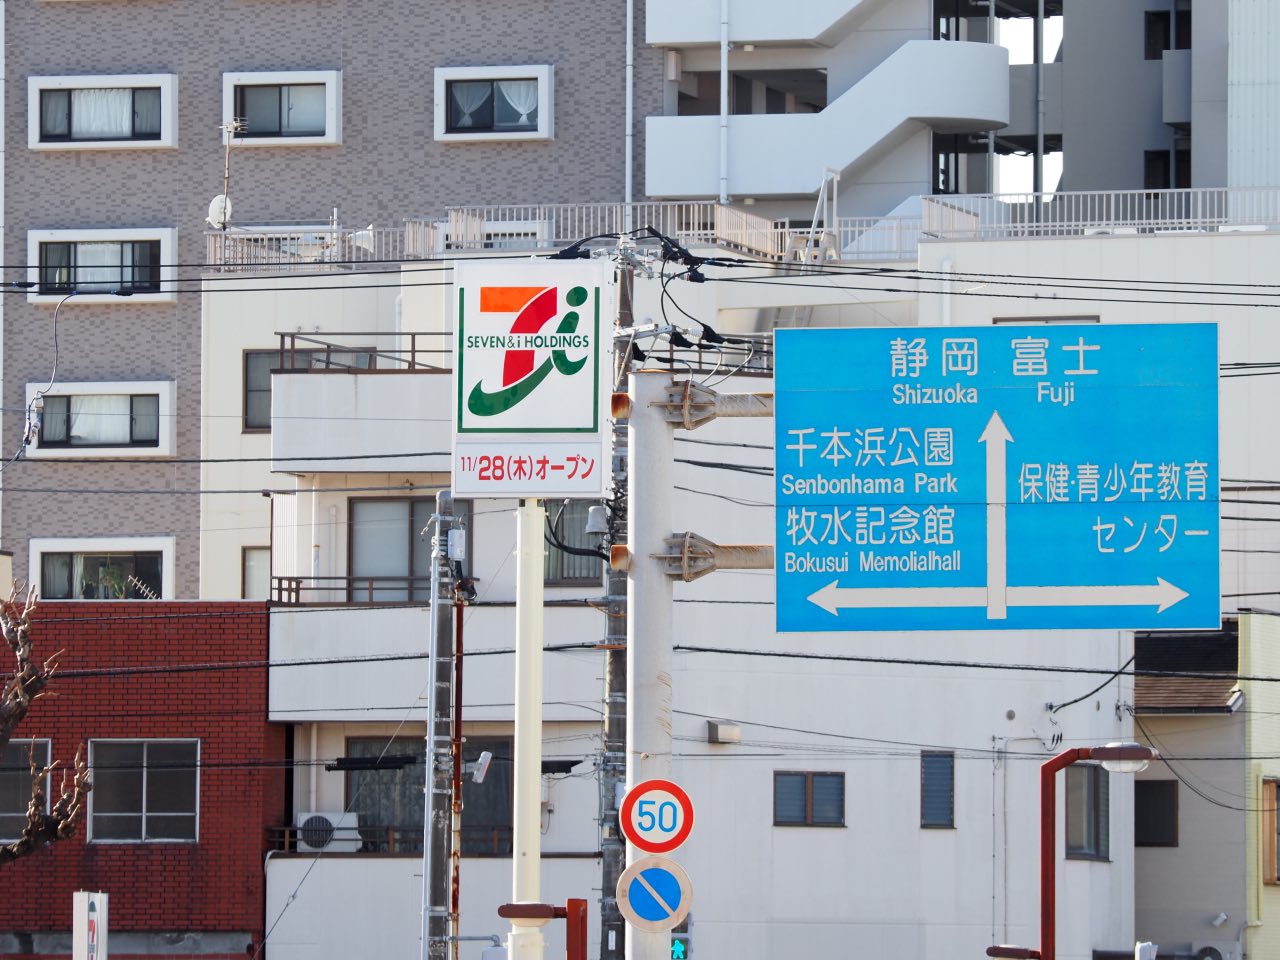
508,499,549,960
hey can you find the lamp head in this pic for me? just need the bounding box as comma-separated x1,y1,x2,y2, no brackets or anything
1094,740,1157,774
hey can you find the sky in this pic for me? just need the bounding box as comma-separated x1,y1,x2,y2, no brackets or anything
995,16,1065,195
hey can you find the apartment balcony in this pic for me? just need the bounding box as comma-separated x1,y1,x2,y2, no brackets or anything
269,332,452,474
646,40,1009,199
1162,48,1192,128
647,0,891,47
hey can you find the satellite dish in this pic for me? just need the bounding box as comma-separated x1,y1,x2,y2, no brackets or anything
206,194,233,229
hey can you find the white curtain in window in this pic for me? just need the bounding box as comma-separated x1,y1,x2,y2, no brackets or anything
74,242,122,291
71,88,132,138
283,85,326,134
41,93,69,136
70,395,131,445
450,82,492,127
497,80,538,125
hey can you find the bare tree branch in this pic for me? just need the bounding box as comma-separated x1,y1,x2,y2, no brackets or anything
0,584,91,866
0,744,92,865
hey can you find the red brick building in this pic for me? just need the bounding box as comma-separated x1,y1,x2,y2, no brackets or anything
0,602,282,959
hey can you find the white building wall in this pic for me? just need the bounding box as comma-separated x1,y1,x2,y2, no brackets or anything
1227,0,1280,187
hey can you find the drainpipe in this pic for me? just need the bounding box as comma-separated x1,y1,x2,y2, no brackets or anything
624,0,634,229
1034,0,1045,196
719,0,729,204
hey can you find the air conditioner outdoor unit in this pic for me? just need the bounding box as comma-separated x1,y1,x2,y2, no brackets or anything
1192,941,1242,960
294,811,362,853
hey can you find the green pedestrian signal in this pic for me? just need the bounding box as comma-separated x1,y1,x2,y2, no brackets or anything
671,934,690,960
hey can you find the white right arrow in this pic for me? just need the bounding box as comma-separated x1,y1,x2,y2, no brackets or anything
979,410,1013,620
1007,578,1189,613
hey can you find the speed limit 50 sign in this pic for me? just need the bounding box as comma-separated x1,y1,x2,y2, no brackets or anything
619,779,694,854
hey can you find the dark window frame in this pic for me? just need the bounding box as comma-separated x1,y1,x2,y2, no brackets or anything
773,771,845,827
444,78,540,134
243,347,375,432
1065,763,1110,861
233,83,328,138
38,239,161,295
345,496,471,603
1144,149,1172,192
461,735,513,856
89,738,199,843
40,550,163,600
0,739,51,841
38,393,160,449
920,751,955,828
1134,779,1178,847
39,86,163,143
544,499,605,586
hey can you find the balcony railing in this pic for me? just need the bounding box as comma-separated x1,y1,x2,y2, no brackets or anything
206,189,1279,278
271,575,434,606
920,186,1280,240
275,331,452,373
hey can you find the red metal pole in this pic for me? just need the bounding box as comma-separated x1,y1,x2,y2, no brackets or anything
1040,748,1090,960
565,899,588,960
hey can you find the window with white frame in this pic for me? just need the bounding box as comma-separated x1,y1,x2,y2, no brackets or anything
26,381,175,458
27,229,176,304
1,740,51,841
434,65,553,142
90,739,198,842
222,71,342,146
28,75,177,150
242,546,270,600
30,536,175,600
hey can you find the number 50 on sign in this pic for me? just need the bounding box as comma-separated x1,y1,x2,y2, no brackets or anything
620,779,694,854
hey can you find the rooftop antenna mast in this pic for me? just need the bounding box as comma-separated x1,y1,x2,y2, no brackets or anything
209,119,245,267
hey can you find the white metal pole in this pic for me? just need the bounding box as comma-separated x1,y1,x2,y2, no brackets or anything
508,499,549,960
422,513,443,960
625,371,675,960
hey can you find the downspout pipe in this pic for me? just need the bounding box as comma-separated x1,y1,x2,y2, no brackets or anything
719,0,729,204
625,0,634,228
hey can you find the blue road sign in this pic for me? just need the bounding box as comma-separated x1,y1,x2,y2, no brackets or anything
616,856,693,933
775,324,1219,632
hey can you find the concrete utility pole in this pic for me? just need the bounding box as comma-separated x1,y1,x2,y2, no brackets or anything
422,495,456,960
621,369,773,960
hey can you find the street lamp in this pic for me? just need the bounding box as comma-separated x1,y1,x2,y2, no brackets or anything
988,741,1158,960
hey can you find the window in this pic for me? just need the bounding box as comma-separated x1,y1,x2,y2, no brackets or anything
545,500,604,586
30,536,175,600
26,380,174,459
27,229,176,304
222,71,342,146
28,75,177,150
90,740,198,842
39,240,159,295
243,348,374,431
773,771,844,826
344,737,423,853
1144,11,1171,60
242,547,270,600
1065,764,1109,860
40,394,157,448
349,498,436,602
1,740,50,841
1264,780,1280,884
921,752,955,828
434,65,554,142
462,737,512,855
1135,779,1178,846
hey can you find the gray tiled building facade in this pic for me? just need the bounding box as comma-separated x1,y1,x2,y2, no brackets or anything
3,0,662,596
